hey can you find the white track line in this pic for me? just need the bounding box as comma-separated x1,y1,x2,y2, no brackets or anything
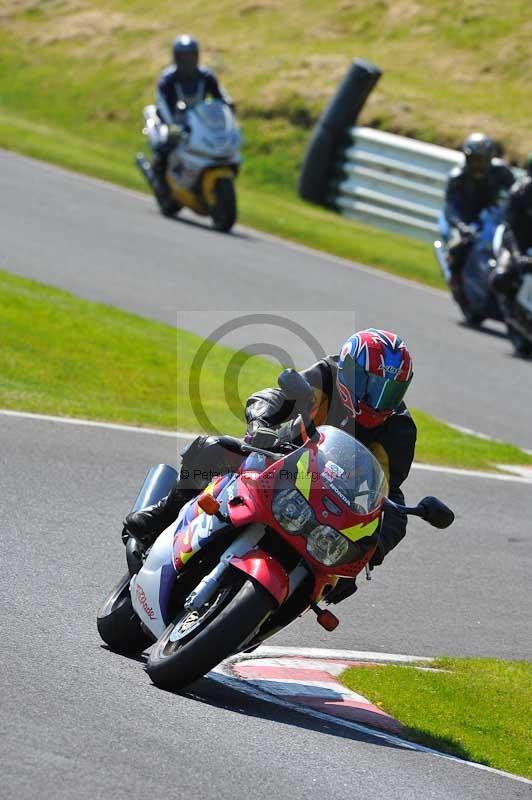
0,408,195,441
226,645,430,663
410,461,532,484
2,408,531,483
212,647,531,786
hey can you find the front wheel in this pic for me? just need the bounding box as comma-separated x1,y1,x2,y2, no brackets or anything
157,195,182,218
147,571,274,691
97,573,153,654
211,177,237,232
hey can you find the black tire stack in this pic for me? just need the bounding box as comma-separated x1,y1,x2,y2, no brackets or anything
298,59,382,206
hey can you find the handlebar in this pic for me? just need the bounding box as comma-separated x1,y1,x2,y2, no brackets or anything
218,435,287,460
383,495,455,529
277,369,319,444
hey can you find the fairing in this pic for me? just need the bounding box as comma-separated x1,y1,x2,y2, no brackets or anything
238,427,387,578
172,472,235,569
131,426,388,641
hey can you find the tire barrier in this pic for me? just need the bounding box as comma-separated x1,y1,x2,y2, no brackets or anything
298,59,382,205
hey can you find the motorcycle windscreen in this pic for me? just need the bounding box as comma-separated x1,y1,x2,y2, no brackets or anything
194,100,229,131
313,426,388,514
272,426,387,523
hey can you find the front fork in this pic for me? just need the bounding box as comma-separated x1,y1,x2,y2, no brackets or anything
184,525,307,612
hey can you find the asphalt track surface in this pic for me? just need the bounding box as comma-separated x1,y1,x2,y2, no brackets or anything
2,149,532,449
2,415,531,799
1,150,531,798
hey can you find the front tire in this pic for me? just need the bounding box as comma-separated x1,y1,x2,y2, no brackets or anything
157,195,182,218
211,177,237,232
97,573,153,654
147,572,274,691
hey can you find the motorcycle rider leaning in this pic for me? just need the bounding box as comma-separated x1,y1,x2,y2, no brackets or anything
490,153,532,306
151,35,233,199
443,132,515,304
124,329,417,605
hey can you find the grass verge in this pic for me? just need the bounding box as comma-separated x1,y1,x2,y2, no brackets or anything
0,109,441,289
1,266,531,472
340,659,532,779
2,2,531,286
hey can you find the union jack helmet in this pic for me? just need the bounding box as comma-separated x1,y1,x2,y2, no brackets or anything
337,329,413,428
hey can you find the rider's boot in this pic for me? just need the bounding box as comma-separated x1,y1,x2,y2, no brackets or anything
123,481,196,547
325,578,358,605
449,271,467,307
151,151,170,198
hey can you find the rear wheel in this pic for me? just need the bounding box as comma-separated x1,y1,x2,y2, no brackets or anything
460,303,485,326
147,571,274,691
97,573,153,654
211,177,237,232
508,326,532,357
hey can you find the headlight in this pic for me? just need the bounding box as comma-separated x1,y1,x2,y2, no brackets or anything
272,488,314,533
306,525,350,566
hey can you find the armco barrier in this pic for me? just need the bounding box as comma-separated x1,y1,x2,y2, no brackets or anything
328,127,463,242
299,62,523,242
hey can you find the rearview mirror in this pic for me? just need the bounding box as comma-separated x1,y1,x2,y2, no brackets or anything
418,496,455,529
278,369,313,404
218,435,245,454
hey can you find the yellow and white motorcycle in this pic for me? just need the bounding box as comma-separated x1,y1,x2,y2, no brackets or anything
136,99,242,232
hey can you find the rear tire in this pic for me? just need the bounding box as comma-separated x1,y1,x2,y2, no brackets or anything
211,178,237,232
97,573,153,654
461,305,485,326
147,572,274,691
508,326,532,357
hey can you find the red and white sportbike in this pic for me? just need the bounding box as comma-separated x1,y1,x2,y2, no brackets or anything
97,371,454,691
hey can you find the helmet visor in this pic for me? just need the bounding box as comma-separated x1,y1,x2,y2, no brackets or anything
175,51,199,74
344,362,412,412
466,152,491,177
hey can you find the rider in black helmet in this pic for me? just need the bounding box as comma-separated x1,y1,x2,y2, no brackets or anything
443,132,515,303
490,152,532,308
151,36,233,199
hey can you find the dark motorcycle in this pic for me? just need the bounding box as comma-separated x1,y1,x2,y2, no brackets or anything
495,252,532,356
434,206,504,326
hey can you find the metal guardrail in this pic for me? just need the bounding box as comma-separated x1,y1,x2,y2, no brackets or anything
328,127,463,242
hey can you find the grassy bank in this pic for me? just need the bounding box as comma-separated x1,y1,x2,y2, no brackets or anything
1,1,531,285
2,267,531,472
340,658,532,779
0,107,440,288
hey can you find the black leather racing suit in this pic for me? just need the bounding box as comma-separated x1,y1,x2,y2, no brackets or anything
504,177,532,257
444,160,515,277
244,356,417,566
491,176,532,299
156,65,231,125
151,65,232,195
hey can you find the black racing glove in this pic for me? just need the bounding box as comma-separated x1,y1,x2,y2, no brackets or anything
368,540,385,569
325,578,358,605
244,420,283,451
457,221,476,241
518,255,532,274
